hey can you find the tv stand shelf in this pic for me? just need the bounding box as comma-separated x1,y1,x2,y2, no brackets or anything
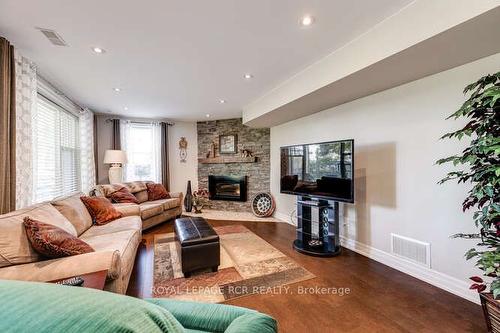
293,195,341,257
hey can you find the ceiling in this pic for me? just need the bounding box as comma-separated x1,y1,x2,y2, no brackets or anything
0,0,413,121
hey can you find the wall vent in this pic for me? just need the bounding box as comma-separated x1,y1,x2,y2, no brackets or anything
37,28,68,46
391,233,430,268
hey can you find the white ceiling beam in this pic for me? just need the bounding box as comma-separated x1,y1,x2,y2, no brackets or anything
242,0,500,127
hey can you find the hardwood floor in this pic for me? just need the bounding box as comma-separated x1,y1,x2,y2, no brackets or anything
127,219,486,332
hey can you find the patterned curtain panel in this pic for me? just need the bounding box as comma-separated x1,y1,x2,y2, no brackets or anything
14,51,36,209
0,37,16,214
80,108,96,194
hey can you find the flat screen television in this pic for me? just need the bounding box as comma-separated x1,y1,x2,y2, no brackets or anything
280,139,354,203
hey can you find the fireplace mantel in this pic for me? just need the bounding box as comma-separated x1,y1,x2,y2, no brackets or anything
198,156,257,164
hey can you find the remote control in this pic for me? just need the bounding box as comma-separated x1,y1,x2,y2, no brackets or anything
56,276,84,287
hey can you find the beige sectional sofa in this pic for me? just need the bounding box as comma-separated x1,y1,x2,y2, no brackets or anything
0,193,140,293
0,184,183,294
94,181,183,230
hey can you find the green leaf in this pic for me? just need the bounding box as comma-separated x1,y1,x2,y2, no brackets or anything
493,285,500,299
465,248,478,260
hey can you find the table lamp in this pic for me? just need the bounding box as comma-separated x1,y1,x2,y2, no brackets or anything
104,150,127,184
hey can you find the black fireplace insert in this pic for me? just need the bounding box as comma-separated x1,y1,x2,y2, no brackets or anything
208,175,247,202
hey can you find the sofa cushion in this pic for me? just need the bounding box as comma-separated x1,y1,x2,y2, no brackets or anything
80,229,138,253
149,198,180,211
0,203,77,268
80,216,142,238
134,190,149,203
123,181,149,194
23,217,94,259
109,187,139,204
139,202,164,220
51,193,93,236
112,203,140,217
80,196,122,225
96,183,124,197
146,183,171,201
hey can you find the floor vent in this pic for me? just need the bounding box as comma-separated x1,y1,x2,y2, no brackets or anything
391,233,430,268
37,28,68,46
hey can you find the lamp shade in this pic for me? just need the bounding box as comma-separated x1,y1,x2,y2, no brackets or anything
103,150,127,164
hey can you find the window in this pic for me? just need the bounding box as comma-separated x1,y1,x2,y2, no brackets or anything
122,122,161,182
33,95,81,202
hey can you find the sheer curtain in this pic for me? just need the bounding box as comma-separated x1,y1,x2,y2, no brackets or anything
14,51,36,209
79,108,96,194
120,120,162,183
120,120,131,181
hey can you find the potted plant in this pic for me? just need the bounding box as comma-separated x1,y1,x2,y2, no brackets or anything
192,189,209,214
437,72,499,331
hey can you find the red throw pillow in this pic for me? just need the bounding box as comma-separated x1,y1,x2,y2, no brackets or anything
80,196,122,225
109,187,139,204
146,183,171,201
23,217,94,258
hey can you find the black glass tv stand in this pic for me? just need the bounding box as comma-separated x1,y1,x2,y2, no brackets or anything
293,195,341,257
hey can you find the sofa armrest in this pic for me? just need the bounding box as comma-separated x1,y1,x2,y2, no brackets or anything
225,313,277,333
169,192,184,207
146,299,276,332
113,203,140,217
0,250,121,282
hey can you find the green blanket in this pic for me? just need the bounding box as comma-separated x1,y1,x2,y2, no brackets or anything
0,280,185,333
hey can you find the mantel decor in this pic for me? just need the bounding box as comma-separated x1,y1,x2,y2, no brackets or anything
178,137,188,163
219,134,237,154
198,156,257,164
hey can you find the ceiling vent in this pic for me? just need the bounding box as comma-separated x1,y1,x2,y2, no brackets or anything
391,233,430,268
37,28,68,46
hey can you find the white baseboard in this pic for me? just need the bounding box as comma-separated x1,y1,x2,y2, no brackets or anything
273,211,295,225
340,236,479,304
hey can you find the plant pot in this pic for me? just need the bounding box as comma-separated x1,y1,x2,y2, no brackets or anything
480,293,500,332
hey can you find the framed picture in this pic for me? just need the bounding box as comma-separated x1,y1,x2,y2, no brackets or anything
219,134,238,154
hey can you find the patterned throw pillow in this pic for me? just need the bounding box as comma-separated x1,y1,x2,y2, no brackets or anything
80,196,123,225
109,187,139,204
146,183,171,201
23,217,94,258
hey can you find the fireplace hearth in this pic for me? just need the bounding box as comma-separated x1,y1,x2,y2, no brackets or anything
209,175,247,202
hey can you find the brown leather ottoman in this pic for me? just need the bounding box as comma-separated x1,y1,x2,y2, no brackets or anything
174,216,220,277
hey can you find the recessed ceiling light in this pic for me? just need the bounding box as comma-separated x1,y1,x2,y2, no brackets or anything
113,88,121,92
123,106,129,111
244,73,253,79
219,99,226,104
300,15,314,27
92,47,105,54
206,114,210,118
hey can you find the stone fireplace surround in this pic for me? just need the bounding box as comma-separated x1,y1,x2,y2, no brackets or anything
197,118,270,211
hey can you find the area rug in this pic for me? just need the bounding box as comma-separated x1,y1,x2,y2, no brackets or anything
152,225,315,303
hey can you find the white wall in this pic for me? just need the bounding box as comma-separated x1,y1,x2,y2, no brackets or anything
271,53,500,303
168,121,198,194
